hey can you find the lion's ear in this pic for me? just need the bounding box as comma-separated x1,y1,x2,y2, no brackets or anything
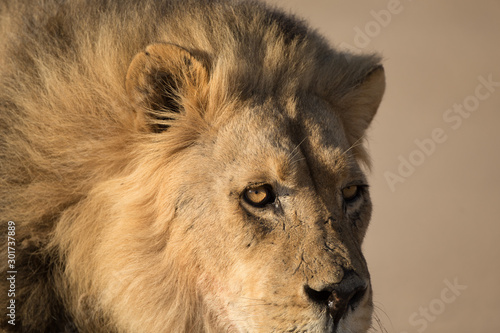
338,66,385,148
126,43,209,132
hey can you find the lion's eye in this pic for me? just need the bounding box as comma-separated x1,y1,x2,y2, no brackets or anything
342,185,360,202
243,184,275,207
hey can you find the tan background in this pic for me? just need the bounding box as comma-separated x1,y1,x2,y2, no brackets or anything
264,1,500,332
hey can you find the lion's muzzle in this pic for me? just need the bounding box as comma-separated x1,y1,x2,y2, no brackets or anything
304,270,368,331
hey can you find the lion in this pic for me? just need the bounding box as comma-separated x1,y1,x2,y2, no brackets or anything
0,0,385,332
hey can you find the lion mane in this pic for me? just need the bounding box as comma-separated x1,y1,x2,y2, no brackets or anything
0,0,385,332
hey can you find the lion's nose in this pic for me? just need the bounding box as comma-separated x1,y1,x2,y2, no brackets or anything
304,270,367,325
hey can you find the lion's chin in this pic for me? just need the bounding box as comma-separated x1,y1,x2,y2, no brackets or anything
224,304,373,333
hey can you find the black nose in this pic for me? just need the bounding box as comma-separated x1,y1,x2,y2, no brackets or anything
304,270,367,326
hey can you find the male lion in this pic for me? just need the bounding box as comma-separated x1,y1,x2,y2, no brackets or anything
0,0,385,332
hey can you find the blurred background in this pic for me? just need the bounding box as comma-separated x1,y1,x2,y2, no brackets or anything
264,1,500,332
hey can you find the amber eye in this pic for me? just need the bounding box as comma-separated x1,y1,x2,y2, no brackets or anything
243,184,275,207
342,185,360,202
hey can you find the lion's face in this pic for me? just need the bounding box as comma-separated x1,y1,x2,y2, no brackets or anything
115,43,384,333
167,96,374,332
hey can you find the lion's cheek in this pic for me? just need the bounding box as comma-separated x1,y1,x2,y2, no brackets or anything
196,267,252,332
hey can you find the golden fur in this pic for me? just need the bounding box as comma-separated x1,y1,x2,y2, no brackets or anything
0,0,385,332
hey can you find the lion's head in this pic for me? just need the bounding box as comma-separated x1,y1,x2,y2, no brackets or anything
0,1,385,332
74,42,384,332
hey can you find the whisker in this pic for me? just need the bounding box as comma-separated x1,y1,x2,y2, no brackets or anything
369,302,390,333
340,134,366,159
287,137,308,160
290,157,306,165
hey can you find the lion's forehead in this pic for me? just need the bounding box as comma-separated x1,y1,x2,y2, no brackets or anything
210,98,358,182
